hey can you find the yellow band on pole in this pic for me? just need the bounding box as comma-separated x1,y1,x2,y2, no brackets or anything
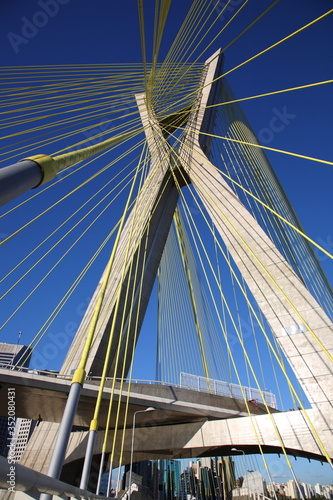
90,418,99,432
22,154,58,186
72,367,86,385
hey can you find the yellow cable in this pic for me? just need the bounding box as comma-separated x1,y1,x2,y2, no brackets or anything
1,162,140,297
206,79,333,110
173,171,281,475
177,148,333,462
87,147,145,432
194,131,333,260
181,169,332,464
156,9,332,125
15,225,117,369
0,137,145,245
74,147,144,386
174,207,210,380
185,125,333,168
99,148,151,455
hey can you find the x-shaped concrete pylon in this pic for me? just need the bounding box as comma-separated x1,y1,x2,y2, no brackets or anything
59,49,333,462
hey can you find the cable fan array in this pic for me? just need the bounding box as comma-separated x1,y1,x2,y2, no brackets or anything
0,0,332,495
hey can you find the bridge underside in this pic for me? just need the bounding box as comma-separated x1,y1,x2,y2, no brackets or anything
58,422,331,491
19,405,332,487
59,408,332,476
0,370,270,427
1,371,331,478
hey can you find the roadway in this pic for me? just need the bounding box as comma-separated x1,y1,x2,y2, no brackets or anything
0,368,273,428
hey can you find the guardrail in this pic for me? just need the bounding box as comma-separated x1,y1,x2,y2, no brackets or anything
0,456,110,500
0,365,185,389
179,373,277,408
0,365,277,408
0,365,180,386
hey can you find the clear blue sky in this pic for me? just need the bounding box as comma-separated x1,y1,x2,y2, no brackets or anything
0,0,332,487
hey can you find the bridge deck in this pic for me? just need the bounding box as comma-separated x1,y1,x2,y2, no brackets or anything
0,368,275,428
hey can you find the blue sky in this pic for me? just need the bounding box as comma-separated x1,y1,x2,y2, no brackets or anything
0,0,332,487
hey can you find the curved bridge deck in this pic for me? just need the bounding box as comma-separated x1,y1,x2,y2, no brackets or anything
1,368,331,469
0,368,273,428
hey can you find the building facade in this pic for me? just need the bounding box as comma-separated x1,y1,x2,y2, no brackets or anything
0,342,34,462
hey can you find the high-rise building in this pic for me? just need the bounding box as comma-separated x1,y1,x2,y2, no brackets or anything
0,342,34,461
181,457,233,500
315,483,324,497
124,459,155,493
123,459,181,500
198,466,216,500
8,418,37,462
158,459,181,500
0,418,9,457
232,471,265,500
285,479,304,500
180,467,197,500
243,471,265,497
0,341,31,369
301,482,315,499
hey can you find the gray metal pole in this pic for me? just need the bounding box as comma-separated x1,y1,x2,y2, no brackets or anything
80,429,97,490
39,381,83,500
266,468,278,500
106,459,113,497
96,451,106,494
0,129,136,207
116,465,122,496
0,160,43,207
290,466,305,500
128,408,155,500
128,411,137,500
231,448,246,477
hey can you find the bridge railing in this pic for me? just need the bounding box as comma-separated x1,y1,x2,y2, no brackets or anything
179,372,277,408
1,366,277,408
0,455,109,500
0,365,182,386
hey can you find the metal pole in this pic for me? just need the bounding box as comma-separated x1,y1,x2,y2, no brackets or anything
231,448,247,498
290,466,305,500
39,381,83,500
96,451,106,494
116,465,122,497
80,429,97,490
128,408,155,500
106,460,113,497
128,412,138,500
231,448,246,476
265,467,278,500
0,159,43,207
0,129,136,207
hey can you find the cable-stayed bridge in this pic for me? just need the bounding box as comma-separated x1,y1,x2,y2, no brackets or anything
0,2,332,499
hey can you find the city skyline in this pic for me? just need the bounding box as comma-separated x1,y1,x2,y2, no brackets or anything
119,457,333,497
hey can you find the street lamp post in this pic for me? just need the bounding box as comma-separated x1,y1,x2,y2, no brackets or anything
128,407,155,500
231,448,247,494
231,448,246,472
